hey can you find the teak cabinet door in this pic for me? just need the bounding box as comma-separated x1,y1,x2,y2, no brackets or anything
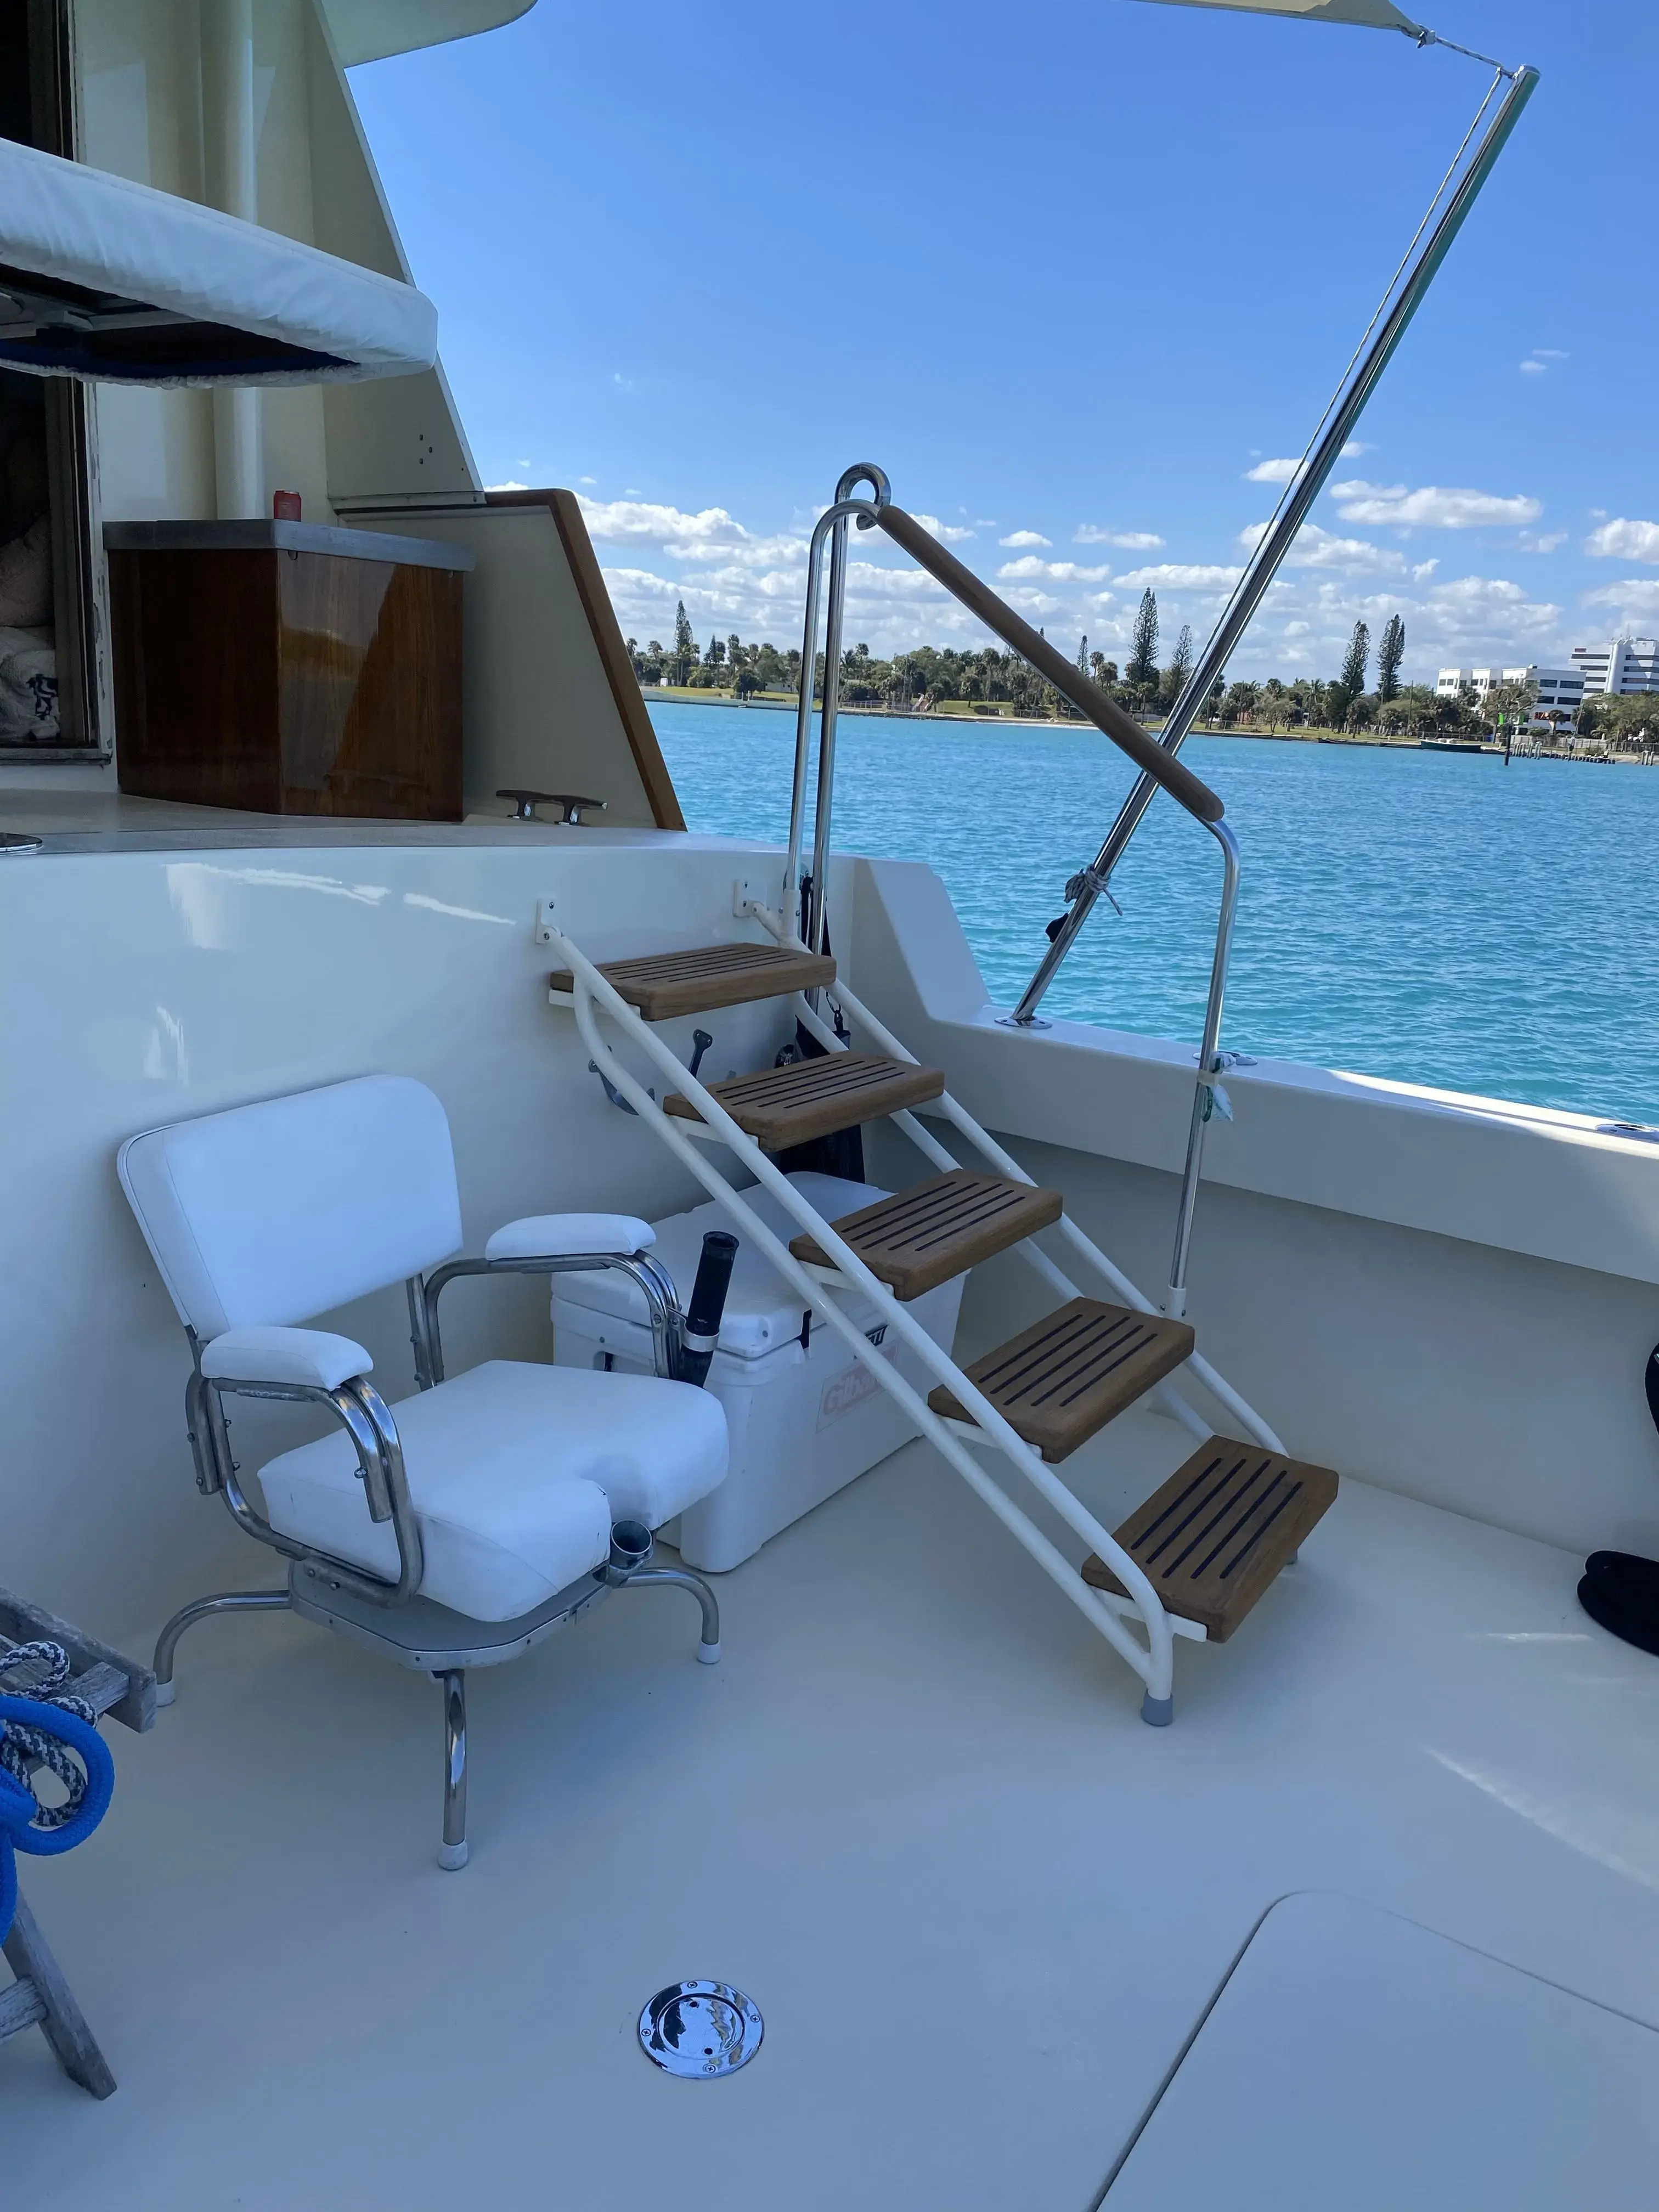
112,548,463,821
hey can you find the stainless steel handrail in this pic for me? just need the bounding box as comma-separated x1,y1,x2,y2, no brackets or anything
786,468,1242,1317
1007,60,1538,1026
1167,820,1239,1321
876,504,1225,826
783,473,1226,952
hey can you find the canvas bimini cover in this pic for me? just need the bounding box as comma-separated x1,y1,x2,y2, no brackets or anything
0,137,437,386
1137,0,1426,31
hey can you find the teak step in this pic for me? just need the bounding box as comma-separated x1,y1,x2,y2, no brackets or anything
789,1171,1063,1301
928,1297,1195,1463
664,1052,944,1151
549,941,836,1020
1082,1440,1339,1641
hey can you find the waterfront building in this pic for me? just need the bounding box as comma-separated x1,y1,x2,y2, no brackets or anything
1435,664,1585,730
1570,639,1659,696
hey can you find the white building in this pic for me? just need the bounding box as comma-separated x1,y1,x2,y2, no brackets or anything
1435,664,1584,730
1569,639,1659,695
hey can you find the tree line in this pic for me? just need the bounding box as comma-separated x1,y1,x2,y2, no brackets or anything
628,595,1654,746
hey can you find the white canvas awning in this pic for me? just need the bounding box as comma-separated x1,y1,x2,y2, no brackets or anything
0,137,438,387
1136,0,1426,32
321,0,537,66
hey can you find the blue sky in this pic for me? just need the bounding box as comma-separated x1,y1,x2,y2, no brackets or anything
350,1,1655,684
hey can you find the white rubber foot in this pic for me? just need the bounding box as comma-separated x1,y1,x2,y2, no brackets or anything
697,1640,722,1666
154,1680,176,1708
437,1840,469,1871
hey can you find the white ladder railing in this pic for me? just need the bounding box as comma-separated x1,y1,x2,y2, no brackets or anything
548,911,1283,1724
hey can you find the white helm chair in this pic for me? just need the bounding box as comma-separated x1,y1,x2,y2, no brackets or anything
119,1075,729,1868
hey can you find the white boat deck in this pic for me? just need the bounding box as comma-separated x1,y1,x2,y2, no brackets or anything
0,789,725,855
5,1430,1658,2210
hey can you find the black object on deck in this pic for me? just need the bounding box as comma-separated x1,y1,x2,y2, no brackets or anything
675,1232,740,1389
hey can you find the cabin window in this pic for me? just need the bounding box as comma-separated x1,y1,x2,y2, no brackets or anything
0,0,104,760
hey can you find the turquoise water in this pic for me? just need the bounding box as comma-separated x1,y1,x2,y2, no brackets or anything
651,702,1659,1126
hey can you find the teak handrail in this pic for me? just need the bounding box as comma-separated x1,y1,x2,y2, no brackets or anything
873,503,1224,827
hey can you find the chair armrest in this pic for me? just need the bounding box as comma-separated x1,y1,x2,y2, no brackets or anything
484,1213,656,1263
200,1325,374,1392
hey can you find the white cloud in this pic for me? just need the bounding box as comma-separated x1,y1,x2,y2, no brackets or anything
1521,348,1569,374
1583,580,1659,622
913,513,976,543
998,529,1052,548
1113,562,1242,590
578,496,754,549
487,479,529,492
578,474,597,485
1330,480,1543,529
1291,528,1407,575
997,556,1112,583
588,482,1576,679
1074,524,1165,548
997,586,1064,618
1519,360,1548,376
1244,458,1302,484
1516,531,1567,554
1237,521,1406,575
1585,518,1659,563
1242,445,1365,483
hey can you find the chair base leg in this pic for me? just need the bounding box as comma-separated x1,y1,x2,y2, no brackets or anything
438,1669,467,1871
153,1588,291,1705
624,1565,721,1663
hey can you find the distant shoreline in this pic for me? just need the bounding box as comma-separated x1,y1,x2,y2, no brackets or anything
642,690,1659,763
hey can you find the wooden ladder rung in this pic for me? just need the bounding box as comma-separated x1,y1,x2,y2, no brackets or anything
549,941,835,1019
790,1170,1063,1300
663,1052,944,1150
1082,1438,1339,1641
928,1297,1195,1462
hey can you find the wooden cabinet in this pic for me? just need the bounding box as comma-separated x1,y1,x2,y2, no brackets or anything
106,521,473,820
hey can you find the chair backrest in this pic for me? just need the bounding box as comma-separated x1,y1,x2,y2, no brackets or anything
119,1076,464,1340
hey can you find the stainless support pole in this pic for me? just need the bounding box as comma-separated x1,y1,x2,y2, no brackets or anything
1008,63,1538,1027
808,514,852,957
627,1565,723,1661
1165,821,1241,1320
151,1588,291,1705
438,1669,468,1871
783,465,888,953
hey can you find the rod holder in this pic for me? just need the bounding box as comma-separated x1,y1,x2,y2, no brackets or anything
604,1520,654,1585
674,1231,738,1387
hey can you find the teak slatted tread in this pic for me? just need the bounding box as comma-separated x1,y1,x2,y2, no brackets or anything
927,1297,1195,1463
548,941,836,1020
1082,1440,1339,1641
789,1171,1063,1301
663,1053,944,1150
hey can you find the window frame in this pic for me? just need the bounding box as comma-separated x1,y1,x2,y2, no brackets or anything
0,0,108,765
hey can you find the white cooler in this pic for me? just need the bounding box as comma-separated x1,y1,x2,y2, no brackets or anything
549,1173,965,1572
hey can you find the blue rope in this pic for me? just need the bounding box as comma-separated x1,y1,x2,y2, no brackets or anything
0,1696,114,1945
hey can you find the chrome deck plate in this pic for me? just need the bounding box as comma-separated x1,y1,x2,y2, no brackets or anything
638,1981,764,2079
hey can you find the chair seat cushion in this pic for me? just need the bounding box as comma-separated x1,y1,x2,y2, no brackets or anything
259,1361,728,1622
